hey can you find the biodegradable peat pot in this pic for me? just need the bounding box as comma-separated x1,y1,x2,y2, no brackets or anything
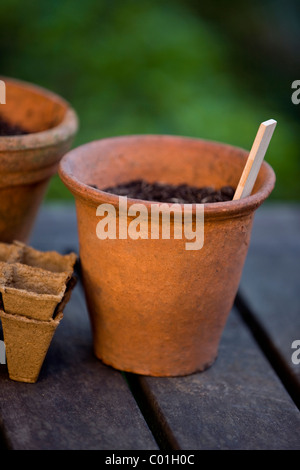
0,262,69,321
0,310,63,383
11,241,77,274
59,135,275,377
0,241,22,263
0,77,78,243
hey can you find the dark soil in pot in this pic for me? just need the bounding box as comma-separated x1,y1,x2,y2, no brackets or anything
0,114,29,136
95,179,235,203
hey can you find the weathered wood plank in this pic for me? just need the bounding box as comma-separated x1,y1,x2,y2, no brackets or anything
127,308,300,450
0,285,158,450
125,203,300,449
238,203,300,404
2,202,298,450
0,205,158,450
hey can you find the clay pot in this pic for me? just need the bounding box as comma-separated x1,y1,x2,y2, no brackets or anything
0,310,63,383
59,135,275,376
0,76,78,243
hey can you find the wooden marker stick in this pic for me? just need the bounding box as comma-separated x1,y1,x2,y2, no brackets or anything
233,119,277,200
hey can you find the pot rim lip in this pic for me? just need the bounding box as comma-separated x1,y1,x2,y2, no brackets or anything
59,134,276,219
0,76,78,151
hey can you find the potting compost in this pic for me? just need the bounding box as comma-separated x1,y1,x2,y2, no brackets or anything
101,179,235,203
0,114,29,136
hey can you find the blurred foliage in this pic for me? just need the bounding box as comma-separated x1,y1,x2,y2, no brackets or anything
0,0,299,200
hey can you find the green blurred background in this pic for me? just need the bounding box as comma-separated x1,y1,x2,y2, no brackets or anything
1,0,299,200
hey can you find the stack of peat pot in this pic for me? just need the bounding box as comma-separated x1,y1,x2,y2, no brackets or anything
0,241,77,383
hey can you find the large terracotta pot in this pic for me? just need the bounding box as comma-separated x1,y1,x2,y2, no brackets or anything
59,135,275,376
0,77,78,242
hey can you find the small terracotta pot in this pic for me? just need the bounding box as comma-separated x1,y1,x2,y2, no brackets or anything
0,310,63,383
59,135,275,376
0,77,78,243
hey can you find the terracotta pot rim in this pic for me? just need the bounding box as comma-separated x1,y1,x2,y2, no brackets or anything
59,134,276,220
0,76,78,152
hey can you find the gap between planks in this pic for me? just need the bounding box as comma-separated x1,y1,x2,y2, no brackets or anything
124,372,180,451
234,291,300,411
72,259,175,451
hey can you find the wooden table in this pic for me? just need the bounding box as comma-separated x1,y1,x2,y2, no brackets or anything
0,203,299,450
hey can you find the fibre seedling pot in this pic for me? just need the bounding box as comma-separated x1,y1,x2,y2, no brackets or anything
0,310,63,383
0,241,23,263
12,241,77,275
0,76,78,243
0,262,69,321
59,135,275,377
